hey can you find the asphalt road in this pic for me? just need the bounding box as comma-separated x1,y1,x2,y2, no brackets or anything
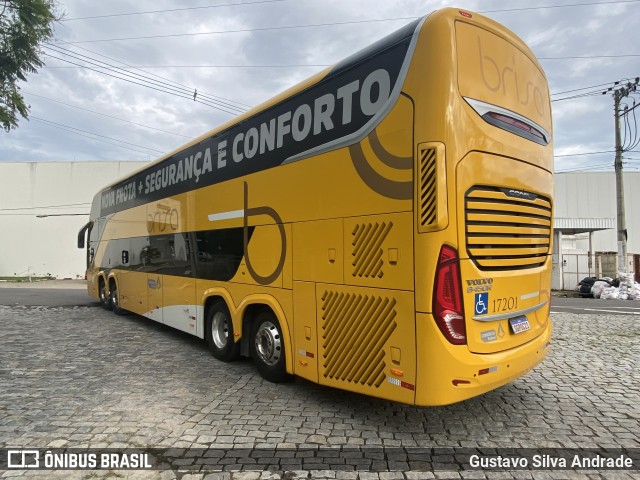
0,287,98,307
2,286,640,314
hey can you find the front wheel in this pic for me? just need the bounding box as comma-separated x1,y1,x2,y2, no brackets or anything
251,311,292,383
205,301,240,361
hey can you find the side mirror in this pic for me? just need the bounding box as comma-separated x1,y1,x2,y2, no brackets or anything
122,250,129,264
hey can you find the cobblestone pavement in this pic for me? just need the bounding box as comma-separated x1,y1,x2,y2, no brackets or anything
0,305,638,479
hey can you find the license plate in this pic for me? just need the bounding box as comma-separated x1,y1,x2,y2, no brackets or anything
509,315,531,334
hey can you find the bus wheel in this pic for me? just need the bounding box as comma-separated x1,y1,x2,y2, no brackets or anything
206,301,239,361
99,279,112,310
251,311,292,383
109,282,126,316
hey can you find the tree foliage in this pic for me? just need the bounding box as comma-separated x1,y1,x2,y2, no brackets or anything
0,0,57,132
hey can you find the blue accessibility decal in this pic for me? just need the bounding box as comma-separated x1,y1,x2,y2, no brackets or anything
474,292,489,315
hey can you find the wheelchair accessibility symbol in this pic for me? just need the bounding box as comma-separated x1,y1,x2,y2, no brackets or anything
475,293,488,315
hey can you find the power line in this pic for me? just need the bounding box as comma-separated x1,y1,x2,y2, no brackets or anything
44,44,248,114
0,202,92,212
52,1,640,44
52,43,252,110
551,77,640,102
42,50,245,116
57,0,640,24
555,162,615,173
30,116,163,156
551,91,608,102
479,0,640,13
551,80,621,96
42,58,640,69
0,213,89,216
62,0,286,21
540,54,640,60
554,150,615,157
43,63,331,69
24,91,193,139
621,101,640,116
52,17,422,44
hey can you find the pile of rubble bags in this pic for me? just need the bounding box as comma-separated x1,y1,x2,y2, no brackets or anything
576,274,640,299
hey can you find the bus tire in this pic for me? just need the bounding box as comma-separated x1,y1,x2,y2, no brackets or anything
109,281,126,316
205,301,240,361
251,311,292,383
99,278,112,310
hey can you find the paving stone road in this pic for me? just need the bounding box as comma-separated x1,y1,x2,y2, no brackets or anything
0,305,638,479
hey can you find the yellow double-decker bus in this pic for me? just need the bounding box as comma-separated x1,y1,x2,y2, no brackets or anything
78,8,553,406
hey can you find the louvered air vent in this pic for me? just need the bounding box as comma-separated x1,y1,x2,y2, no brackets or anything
351,222,393,278
465,186,552,271
320,290,397,387
419,147,437,227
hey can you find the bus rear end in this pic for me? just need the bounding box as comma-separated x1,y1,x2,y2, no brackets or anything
411,9,553,406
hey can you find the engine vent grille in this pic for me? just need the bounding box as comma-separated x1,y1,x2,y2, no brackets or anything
351,222,393,278
465,186,552,271
419,147,437,227
320,290,397,387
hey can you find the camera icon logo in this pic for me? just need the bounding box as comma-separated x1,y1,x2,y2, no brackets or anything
7,450,40,468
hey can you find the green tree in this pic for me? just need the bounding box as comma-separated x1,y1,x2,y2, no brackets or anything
0,0,57,132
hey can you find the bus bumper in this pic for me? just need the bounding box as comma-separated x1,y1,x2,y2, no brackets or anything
414,312,552,406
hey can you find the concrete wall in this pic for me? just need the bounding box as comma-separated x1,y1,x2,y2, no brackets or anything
0,162,147,279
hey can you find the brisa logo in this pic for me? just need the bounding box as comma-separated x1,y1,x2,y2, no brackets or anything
477,36,547,120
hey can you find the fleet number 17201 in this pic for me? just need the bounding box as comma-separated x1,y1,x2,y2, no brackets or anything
492,296,518,312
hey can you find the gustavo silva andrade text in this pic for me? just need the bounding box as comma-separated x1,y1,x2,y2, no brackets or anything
469,453,634,469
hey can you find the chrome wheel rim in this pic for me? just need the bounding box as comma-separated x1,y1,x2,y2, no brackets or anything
255,321,281,366
211,311,230,349
100,285,108,304
111,288,118,307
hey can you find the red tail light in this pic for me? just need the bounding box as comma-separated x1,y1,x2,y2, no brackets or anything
486,111,547,143
433,245,466,345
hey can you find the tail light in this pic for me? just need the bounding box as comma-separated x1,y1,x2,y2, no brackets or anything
433,245,466,345
485,111,547,144
463,97,550,146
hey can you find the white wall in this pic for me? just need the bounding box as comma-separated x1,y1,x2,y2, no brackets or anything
0,162,147,279
554,172,640,254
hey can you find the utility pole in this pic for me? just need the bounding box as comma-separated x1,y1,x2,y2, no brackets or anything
613,88,627,272
611,78,639,273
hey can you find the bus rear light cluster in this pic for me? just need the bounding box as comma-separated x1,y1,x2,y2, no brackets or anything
433,245,467,345
485,111,547,143
463,97,551,146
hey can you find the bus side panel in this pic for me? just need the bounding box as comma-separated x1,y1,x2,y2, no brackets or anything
293,219,344,285
229,224,290,289
162,275,198,336
118,270,148,315
292,281,319,383
342,213,414,291
316,284,416,405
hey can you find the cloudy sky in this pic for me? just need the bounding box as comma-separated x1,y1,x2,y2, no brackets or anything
2,0,640,174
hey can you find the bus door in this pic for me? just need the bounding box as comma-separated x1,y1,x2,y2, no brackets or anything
145,233,197,335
